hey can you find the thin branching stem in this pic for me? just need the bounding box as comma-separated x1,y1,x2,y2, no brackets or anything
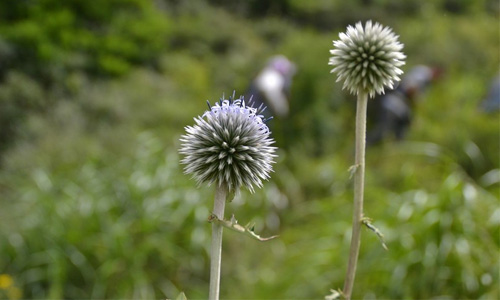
209,184,227,300
343,92,368,299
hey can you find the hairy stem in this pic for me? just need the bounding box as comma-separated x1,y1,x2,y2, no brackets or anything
343,92,368,299
209,184,227,300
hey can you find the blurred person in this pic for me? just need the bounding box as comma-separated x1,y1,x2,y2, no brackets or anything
367,65,442,145
246,55,296,119
479,74,500,113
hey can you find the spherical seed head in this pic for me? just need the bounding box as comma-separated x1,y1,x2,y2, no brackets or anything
179,95,277,193
329,20,406,98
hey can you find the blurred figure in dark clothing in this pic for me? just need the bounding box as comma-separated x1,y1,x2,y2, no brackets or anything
367,65,442,145
479,74,500,113
246,55,296,119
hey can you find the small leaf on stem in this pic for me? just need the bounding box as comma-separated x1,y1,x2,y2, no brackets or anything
174,292,187,300
325,288,345,300
348,164,360,179
208,214,278,242
362,217,388,250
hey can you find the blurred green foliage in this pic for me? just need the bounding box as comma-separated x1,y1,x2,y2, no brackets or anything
0,0,171,78
0,0,499,299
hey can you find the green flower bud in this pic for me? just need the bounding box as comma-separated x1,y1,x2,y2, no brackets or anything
329,20,406,97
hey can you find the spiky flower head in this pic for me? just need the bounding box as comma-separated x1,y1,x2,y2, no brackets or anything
329,20,406,98
179,94,277,193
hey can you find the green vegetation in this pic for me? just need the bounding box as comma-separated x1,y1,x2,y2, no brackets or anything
0,0,498,299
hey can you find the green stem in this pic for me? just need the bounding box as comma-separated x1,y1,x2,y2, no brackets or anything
343,92,368,300
209,184,227,300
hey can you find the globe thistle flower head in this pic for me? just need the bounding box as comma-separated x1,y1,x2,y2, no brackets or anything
179,94,277,193
329,20,406,98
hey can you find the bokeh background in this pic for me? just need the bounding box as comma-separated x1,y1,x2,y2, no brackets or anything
0,0,499,299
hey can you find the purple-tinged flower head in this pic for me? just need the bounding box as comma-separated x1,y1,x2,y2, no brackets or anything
179,93,277,193
329,20,406,98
